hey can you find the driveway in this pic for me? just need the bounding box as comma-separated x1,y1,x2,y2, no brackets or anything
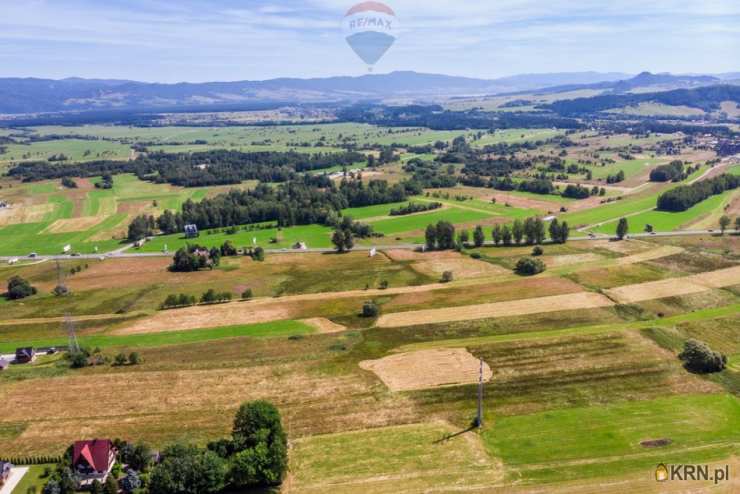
0,467,29,494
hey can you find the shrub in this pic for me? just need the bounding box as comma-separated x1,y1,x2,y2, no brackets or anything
121,470,141,494
69,351,89,369
678,339,727,373
252,246,265,262
515,257,546,276
362,301,379,318
7,276,37,300
378,280,389,290
128,352,141,365
114,353,127,366
241,288,253,300
52,285,69,297
532,246,544,256
441,271,454,283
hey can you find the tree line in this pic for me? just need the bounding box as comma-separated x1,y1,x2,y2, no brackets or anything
8,149,365,187
128,177,411,240
657,174,739,212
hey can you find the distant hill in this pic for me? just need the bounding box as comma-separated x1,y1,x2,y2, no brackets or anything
0,71,631,114
545,85,740,116
522,72,723,97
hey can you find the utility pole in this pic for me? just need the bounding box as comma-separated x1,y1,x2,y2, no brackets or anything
476,358,484,429
65,313,80,354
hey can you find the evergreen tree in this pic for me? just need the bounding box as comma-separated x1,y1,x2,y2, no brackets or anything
512,219,524,244
491,224,502,245
616,218,629,240
473,225,485,247
501,225,513,246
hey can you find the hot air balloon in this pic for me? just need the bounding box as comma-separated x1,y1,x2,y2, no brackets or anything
342,2,398,70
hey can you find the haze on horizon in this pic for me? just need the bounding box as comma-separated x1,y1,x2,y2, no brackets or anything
1,0,739,83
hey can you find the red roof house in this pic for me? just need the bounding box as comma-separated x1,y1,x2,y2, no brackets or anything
72,439,117,484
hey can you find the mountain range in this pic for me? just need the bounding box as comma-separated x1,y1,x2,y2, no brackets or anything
0,71,737,115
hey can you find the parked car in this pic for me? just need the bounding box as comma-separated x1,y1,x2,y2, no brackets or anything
28,252,37,258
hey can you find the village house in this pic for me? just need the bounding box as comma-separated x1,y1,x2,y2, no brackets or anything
14,347,35,364
72,439,117,486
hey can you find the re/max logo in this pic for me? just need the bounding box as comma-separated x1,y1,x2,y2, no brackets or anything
656,464,730,484
349,17,394,30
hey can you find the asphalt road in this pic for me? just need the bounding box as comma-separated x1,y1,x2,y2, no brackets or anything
0,230,736,262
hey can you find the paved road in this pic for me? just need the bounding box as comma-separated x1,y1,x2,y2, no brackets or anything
0,230,736,263
0,467,29,494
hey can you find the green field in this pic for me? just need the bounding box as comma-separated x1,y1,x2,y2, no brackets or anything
0,320,314,353
582,157,662,181
486,393,740,482
21,123,473,152
592,190,737,234
0,175,216,255
0,139,131,166
471,128,563,147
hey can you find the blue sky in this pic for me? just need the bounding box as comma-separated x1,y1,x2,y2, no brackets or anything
1,0,738,82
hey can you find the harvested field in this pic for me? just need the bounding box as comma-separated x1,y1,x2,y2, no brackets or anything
360,348,492,392
376,292,614,328
0,361,421,456
301,318,347,334
489,192,560,211
692,265,740,288
614,245,684,265
591,239,654,255
385,249,508,279
0,202,54,226
605,265,740,304
289,422,503,494
42,216,106,234
382,276,582,313
545,253,603,267
114,301,295,334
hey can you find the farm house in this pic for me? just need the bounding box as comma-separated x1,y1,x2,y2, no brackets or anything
72,439,117,486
